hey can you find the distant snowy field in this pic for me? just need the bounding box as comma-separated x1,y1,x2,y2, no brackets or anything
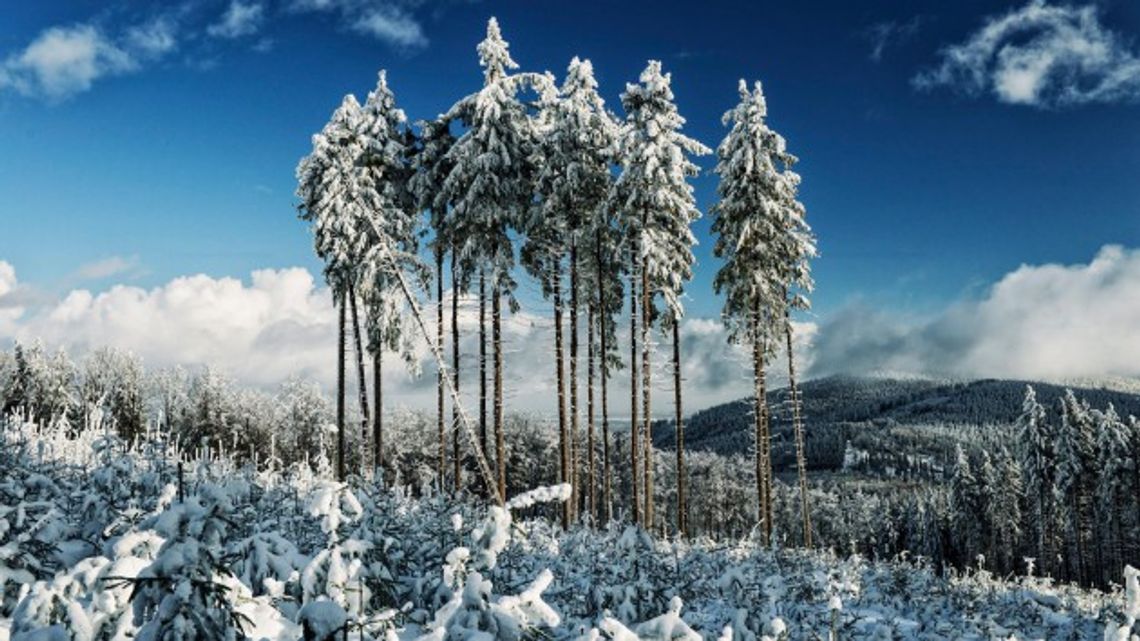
1,414,1137,641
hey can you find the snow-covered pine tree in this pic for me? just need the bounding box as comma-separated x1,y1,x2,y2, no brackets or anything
1016,385,1056,576
1094,404,1131,585
612,60,709,530
526,56,618,526
1056,390,1097,584
439,18,553,501
950,444,983,565
710,80,814,544
411,116,456,492
297,94,369,481
357,69,425,481
993,445,1024,574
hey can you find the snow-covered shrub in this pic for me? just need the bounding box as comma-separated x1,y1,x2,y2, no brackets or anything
1105,565,1140,641
127,487,251,641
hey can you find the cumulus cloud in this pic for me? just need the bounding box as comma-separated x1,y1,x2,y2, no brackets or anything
914,0,1140,107
810,245,1140,382
0,16,179,101
0,262,33,336
8,247,1139,414
0,25,137,100
0,262,818,416
5,268,336,388
208,1,266,39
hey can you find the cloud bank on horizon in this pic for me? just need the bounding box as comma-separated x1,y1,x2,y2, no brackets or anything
3,245,1140,413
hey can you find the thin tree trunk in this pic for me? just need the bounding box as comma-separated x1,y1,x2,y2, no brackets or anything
451,253,461,492
364,220,500,504
349,285,371,475
569,240,580,523
762,367,773,543
641,249,653,530
672,318,685,538
629,249,641,527
493,284,506,501
480,272,488,480
553,266,569,529
753,306,769,543
598,232,613,524
587,301,597,524
374,350,382,484
337,289,346,482
436,250,446,492
785,313,812,548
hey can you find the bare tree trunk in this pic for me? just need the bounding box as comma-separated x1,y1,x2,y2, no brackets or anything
587,301,597,524
436,250,446,492
337,289,346,482
349,285,371,475
761,367,773,544
480,272,488,481
752,307,769,543
374,350,382,484
451,253,461,492
493,284,506,501
569,240,580,523
641,251,653,530
629,249,640,527
598,232,613,524
672,319,685,538
364,221,499,504
553,266,569,529
785,313,812,548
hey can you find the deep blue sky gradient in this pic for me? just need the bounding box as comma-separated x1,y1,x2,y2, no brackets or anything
2,0,1139,321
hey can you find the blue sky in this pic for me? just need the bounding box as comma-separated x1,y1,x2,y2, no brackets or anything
2,0,1140,409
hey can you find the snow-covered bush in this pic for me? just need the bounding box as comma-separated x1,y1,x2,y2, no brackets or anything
127,487,251,641
0,410,1130,641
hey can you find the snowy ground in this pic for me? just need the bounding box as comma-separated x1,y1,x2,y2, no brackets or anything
1,415,1137,640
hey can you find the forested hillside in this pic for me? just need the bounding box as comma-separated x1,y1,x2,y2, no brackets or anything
654,375,1140,466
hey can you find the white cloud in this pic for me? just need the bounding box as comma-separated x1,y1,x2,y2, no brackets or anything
6,268,335,388
8,248,1140,415
74,255,141,281
0,263,819,416
126,17,179,58
208,1,266,40
809,245,1140,382
291,0,429,49
352,7,427,48
0,262,29,336
0,15,182,101
0,1,440,100
0,25,137,100
914,0,1140,107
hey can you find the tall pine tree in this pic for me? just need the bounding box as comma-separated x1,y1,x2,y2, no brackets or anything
710,80,814,544
612,60,709,529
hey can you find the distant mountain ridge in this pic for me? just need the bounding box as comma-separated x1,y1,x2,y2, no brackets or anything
651,375,1140,457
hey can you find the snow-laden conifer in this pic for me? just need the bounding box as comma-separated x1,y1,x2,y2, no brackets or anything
524,56,618,526
711,79,814,543
612,60,709,528
437,18,554,499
